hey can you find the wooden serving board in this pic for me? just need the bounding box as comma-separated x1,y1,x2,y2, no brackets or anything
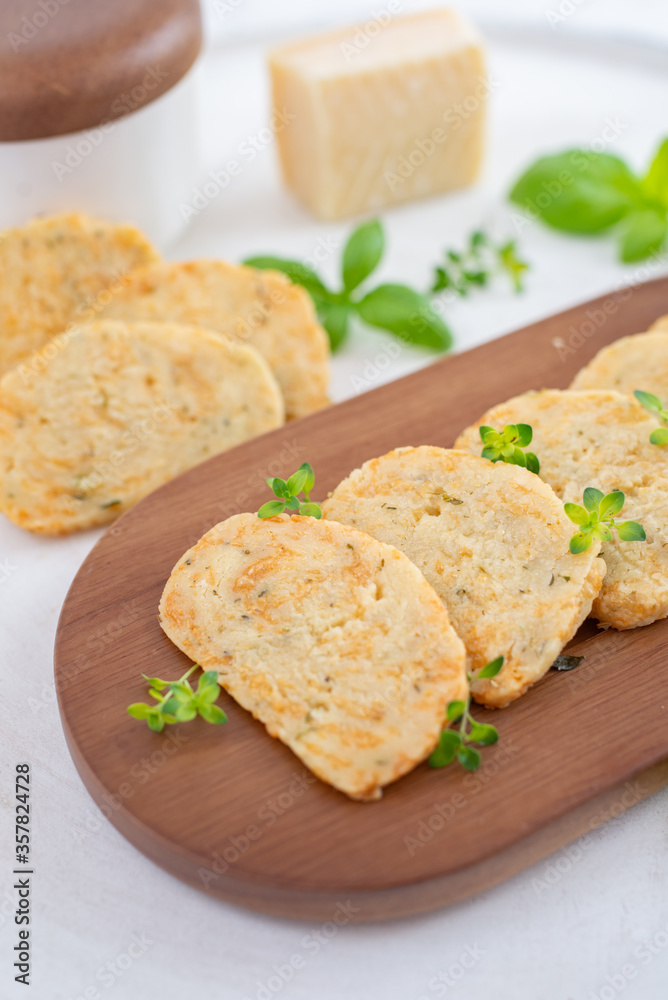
55,277,668,922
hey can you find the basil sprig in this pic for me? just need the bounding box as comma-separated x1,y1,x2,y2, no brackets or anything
510,139,668,262
245,219,452,353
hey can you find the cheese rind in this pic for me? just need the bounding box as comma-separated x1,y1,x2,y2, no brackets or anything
270,8,487,220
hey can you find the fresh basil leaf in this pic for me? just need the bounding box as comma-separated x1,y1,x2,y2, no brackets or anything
525,452,540,475
642,138,668,208
618,208,667,262
342,218,384,292
583,487,604,513
286,468,308,496
478,656,504,679
428,729,462,768
299,463,315,499
616,520,647,541
316,300,351,352
356,284,452,350
146,712,166,733
257,500,286,519
456,746,481,771
569,531,592,554
515,423,533,447
593,522,613,542
564,503,589,526
650,427,668,446
634,389,663,413
199,703,227,725
140,675,170,690
599,490,625,519
446,700,466,722
510,151,640,233
298,502,322,519
468,722,499,746
243,256,331,299
127,703,150,720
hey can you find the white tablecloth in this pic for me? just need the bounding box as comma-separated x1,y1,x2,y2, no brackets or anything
2,2,668,998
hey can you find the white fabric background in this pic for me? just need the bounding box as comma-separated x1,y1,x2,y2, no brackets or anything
1,2,668,999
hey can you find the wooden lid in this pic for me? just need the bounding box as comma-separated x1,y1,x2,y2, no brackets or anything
0,0,202,141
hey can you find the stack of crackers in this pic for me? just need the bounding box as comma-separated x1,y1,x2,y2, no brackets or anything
0,213,330,533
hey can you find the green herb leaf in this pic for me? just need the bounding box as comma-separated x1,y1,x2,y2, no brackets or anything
286,468,308,497
599,490,625,519
478,656,504,680
510,151,641,234
446,700,466,722
431,230,529,296
456,746,481,771
525,452,540,475
650,427,668,446
618,208,667,263
616,520,647,541
564,503,589,526
342,218,384,292
569,531,592,554
316,301,351,351
642,138,668,208
515,423,533,447
428,728,462,767
634,389,664,414
258,463,322,519
199,703,228,725
551,654,584,672
582,487,604,513
468,721,499,746
127,703,150,720
298,502,322,519
357,283,452,350
243,256,331,299
257,499,286,519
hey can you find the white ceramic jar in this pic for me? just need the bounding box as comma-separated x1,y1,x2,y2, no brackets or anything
0,0,203,248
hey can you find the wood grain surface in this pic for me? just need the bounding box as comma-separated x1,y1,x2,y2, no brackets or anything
54,276,668,921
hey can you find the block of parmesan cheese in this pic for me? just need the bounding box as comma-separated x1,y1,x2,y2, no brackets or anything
269,8,487,220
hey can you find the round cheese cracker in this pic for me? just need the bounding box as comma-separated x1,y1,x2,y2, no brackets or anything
570,331,668,399
455,389,668,631
99,259,330,420
0,212,159,378
650,314,668,333
322,447,605,709
0,320,284,534
159,512,467,801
